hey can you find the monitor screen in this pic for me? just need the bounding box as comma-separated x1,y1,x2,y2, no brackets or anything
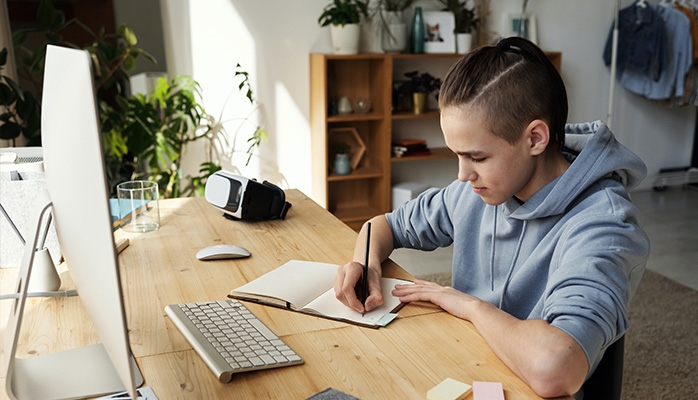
2,45,142,399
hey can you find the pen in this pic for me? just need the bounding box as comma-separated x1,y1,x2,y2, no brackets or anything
361,222,371,316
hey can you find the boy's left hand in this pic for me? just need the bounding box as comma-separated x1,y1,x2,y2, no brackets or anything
392,279,483,320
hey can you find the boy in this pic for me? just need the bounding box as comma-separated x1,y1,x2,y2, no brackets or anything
334,37,650,398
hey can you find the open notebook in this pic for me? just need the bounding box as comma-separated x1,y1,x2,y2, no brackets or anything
228,260,413,328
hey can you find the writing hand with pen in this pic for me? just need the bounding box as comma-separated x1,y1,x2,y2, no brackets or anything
334,217,393,315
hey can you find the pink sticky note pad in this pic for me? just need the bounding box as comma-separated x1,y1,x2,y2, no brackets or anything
473,381,504,400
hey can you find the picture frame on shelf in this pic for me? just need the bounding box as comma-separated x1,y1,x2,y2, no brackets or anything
506,13,537,44
423,11,455,54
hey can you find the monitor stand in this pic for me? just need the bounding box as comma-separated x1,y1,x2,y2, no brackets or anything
10,344,143,399
1,191,144,399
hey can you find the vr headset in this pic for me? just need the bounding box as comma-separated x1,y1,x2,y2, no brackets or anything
204,171,291,221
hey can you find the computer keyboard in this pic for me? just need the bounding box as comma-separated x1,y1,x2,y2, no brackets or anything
165,299,303,383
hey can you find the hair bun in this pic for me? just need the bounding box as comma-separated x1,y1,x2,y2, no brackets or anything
497,38,512,51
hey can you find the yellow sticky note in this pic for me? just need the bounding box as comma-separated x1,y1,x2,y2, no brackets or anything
427,378,473,400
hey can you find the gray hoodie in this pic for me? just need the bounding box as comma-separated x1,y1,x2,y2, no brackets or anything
386,120,650,378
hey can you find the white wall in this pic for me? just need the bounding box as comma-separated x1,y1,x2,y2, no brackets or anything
125,0,695,200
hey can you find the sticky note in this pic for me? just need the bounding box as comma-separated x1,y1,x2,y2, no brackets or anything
376,313,398,326
473,381,504,400
427,378,473,400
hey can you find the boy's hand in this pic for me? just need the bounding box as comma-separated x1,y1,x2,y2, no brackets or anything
334,261,384,313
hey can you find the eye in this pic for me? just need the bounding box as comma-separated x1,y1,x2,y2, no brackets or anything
470,156,486,163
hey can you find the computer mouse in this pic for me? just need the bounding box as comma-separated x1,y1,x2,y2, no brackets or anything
196,244,251,261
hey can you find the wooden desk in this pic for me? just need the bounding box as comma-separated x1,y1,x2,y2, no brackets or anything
1,190,547,399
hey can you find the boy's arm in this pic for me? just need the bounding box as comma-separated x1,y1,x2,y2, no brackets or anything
334,215,395,313
468,298,588,397
392,281,588,398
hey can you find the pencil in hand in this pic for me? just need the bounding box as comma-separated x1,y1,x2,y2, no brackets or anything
361,222,371,316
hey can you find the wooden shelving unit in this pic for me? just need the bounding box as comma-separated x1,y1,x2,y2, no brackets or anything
310,52,561,230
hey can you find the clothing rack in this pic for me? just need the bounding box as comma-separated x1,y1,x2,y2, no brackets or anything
607,0,621,127
609,0,698,189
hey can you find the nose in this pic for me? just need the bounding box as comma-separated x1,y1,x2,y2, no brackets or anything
458,158,477,182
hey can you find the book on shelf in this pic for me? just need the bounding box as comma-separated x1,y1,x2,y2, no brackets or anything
228,260,412,328
392,138,430,157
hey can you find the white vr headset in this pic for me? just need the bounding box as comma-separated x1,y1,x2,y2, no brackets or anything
204,171,291,221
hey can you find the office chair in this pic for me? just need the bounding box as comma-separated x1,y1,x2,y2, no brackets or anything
582,336,625,400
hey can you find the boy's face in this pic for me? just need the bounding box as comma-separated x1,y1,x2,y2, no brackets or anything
441,106,538,205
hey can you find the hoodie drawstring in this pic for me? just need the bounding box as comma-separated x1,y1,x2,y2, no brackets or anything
489,207,497,291
499,220,527,309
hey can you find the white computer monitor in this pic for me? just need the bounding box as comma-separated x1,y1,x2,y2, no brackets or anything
1,45,143,399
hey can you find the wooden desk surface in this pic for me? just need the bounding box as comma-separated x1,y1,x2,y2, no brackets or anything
0,189,547,399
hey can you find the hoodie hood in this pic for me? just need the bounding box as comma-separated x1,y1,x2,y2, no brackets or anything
504,120,647,220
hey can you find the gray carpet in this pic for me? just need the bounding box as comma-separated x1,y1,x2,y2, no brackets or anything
415,270,698,399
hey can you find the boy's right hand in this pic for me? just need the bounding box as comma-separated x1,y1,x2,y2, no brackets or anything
334,261,384,314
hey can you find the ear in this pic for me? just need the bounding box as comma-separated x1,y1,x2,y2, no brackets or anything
525,119,550,156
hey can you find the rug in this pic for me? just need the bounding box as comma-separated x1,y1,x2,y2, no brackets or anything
415,270,698,399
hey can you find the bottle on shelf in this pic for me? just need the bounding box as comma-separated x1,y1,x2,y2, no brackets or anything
410,7,425,54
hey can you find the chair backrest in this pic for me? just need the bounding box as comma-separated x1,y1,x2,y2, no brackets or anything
582,335,625,400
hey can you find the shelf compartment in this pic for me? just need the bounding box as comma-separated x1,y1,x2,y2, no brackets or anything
327,57,387,117
331,204,382,223
329,127,366,170
328,178,384,229
391,147,454,162
334,207,382,230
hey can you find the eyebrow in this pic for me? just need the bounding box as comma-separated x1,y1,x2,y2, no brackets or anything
449,148,487,157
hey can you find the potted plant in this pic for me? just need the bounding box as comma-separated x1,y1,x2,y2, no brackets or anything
318,0,369,54
367,0,417,53
437,0,480,53
102,66,266,198
2,0,266,198
396,70,442,114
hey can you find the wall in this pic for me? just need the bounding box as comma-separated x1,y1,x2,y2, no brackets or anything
114,0,695,199
113,0,168,76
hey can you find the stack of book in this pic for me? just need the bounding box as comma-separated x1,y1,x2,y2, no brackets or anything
392,139,430,157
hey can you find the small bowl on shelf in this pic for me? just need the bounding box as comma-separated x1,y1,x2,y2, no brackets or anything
353,97,371,114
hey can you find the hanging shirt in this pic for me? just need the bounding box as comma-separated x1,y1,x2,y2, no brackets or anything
619,3,692,100
603,2,666,80
675,3,698,61
675,3,698,106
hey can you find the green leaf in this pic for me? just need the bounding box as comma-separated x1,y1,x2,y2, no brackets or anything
119,25,138,46
4,76,25,101
0,84,17,106
0,121,21,140
123,54,137,71
20,92,39,121
37,0,57,29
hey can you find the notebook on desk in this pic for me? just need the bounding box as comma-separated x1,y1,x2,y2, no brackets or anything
228,260,412,328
